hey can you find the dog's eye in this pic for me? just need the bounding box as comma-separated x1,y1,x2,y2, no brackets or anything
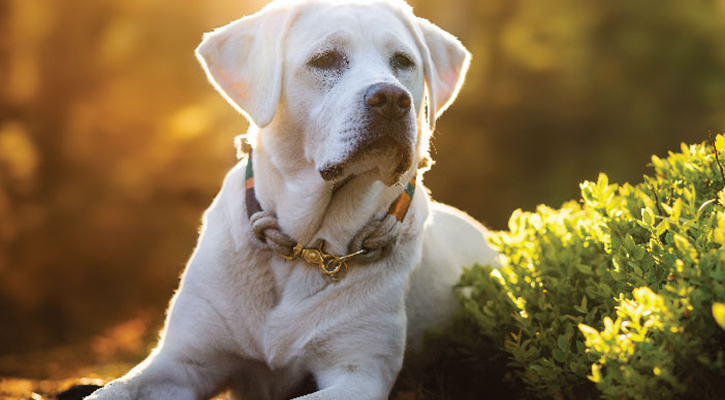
392,53,415,70
309,50,346,70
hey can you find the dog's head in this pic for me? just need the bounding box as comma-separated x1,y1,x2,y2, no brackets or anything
196,0,469,187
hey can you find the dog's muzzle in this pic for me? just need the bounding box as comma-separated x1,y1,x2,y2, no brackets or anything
318,83,415,186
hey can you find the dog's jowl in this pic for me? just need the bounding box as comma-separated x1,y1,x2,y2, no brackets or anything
85,0,499,399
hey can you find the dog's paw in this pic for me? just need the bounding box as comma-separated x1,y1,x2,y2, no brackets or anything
80,380,133,400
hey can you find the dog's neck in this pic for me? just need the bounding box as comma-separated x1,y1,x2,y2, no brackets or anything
251,130,409,255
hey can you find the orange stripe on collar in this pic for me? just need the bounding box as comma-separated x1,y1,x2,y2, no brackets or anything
387,176,416,222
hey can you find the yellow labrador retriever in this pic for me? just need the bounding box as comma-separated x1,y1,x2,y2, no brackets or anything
86,0,498,399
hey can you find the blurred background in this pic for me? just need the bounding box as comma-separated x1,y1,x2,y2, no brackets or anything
1,0,724,381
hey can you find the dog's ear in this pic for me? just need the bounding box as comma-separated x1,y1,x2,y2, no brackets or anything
415,18,471,129
196,6,294,128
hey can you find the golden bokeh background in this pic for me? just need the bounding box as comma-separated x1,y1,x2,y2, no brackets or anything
1,0,725,382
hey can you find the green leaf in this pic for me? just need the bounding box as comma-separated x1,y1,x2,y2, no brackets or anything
716,134,725,152
673,233,698,261
597,173,609,189
713,303,725,331
588,364,602,383
575,263,593,274
655,220,670,236
558,335,569,351
579,324,600,342
642,207,655,226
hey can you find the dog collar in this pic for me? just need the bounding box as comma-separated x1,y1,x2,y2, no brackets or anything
245,151,416,280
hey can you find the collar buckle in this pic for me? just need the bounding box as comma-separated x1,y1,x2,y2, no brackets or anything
285,241,366,281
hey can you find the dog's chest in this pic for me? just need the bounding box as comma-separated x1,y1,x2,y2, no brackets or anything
268,257,329,301
254,257,331,366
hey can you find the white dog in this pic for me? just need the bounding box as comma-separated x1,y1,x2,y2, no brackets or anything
86,0,498,399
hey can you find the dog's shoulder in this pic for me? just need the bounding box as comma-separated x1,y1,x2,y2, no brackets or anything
199,159,250,251
207,158,247,213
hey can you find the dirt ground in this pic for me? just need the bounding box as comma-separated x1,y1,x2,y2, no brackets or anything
0,377,231,400
0,377,421,400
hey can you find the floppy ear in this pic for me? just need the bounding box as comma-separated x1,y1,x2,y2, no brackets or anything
415,18,471,129
196,6,295,128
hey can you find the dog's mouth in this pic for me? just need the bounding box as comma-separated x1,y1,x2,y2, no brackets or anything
319,135,413,187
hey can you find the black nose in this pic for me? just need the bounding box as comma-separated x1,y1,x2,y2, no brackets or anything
364,83,411,119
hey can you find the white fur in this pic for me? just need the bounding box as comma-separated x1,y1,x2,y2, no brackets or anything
85,1,497,399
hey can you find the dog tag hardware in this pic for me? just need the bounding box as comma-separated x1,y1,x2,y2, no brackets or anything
276,240,363,280
294,241,366,281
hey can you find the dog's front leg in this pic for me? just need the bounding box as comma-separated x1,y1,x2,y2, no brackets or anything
84,351,218,400
289,306,407,400
85,290,239,400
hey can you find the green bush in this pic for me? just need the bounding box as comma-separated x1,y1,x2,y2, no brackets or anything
449,136,725,399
